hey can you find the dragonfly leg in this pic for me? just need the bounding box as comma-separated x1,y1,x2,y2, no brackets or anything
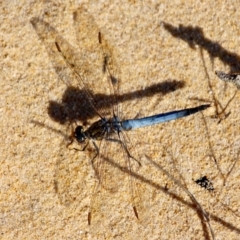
67,139,90,152
90,140,101,181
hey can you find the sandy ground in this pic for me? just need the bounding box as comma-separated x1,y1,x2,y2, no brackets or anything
1,0,240,239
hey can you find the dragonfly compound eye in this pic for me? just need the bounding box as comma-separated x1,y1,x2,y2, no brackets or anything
75,126,86,143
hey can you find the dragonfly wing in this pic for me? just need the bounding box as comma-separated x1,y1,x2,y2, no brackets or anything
73,6,122,115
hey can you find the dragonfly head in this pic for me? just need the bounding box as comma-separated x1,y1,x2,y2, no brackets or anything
74,126,86,143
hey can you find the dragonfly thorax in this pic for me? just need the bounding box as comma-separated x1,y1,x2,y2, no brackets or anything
75,116,123,143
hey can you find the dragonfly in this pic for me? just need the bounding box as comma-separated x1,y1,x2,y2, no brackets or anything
54,6,210,225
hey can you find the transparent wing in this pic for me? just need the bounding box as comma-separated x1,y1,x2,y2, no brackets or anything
72,6,122,116
54,142,88,207
30,17,73,87
88,131,148,228
54,6,121,119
